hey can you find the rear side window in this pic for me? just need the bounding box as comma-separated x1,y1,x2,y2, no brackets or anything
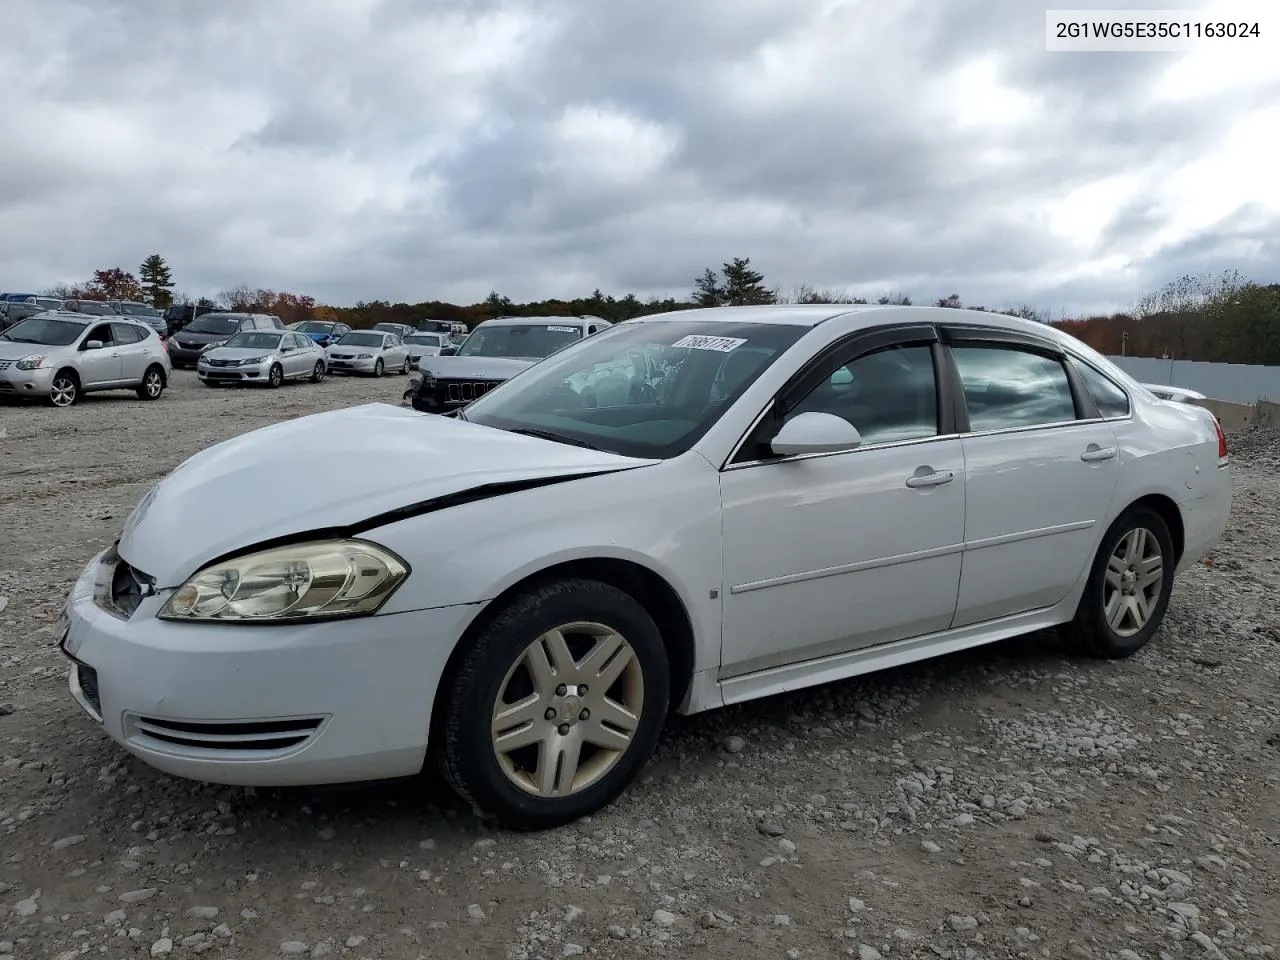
1073,360,1131,418
952,344,1077,431
111,323,144,344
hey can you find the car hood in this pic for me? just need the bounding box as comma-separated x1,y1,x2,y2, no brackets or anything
419,356,537,380
174,330,236,345
0,339,72,361
117,402,657,586
202,346,280,360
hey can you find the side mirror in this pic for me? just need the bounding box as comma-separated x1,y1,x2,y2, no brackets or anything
769,411,862,457
440,346,457,356
84,340,104,350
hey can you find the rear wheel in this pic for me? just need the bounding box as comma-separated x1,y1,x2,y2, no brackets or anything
310,361,325,383
438,578,669,830
1063,505,1175,658
49,370,79,407
400,358,409,375
267,363,283,388
135,365,165,400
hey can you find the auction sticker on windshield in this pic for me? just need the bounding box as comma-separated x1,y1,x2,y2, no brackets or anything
547,326,578,333
670,335,747,352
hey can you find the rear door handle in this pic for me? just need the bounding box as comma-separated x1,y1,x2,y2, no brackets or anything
1080,445,1117,463
905,470,955,488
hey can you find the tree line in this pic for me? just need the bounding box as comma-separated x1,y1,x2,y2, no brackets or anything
41,258,1280,365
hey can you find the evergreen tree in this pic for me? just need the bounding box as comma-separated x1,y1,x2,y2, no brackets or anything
720,257,774,305
139,254,175,307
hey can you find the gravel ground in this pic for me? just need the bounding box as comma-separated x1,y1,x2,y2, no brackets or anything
1,372,1277,960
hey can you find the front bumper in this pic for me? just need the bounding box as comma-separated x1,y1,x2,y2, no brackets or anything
327,356,379,374
58,550,473,787
0,363,55,397
196,359,273,383
168,346,210,367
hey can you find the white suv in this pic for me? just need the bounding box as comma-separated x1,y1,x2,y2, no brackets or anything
0,311,172,407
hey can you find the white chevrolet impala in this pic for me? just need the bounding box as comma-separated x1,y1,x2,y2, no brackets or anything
57,305,1231,828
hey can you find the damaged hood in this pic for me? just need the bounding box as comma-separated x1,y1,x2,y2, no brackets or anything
417,355,537,381
118,402,656,586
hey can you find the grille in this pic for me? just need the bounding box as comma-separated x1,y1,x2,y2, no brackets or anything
331,353,354,360
129,716,325,753
443,380,503,403
179,341,200,350
206,357,235,367
0,360,11,370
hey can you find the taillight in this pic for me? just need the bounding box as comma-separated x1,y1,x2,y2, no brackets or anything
1213,417,1228,460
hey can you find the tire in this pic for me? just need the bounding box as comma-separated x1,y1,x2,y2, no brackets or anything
267,363,284,388
48,370,79,407
135,365,165,401
438,578,669,830
400,359,409,375
372,359,384,378
1063,505,1176,659
310,361,325,384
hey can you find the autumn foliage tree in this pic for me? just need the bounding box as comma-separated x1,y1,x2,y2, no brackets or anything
89,268,144,301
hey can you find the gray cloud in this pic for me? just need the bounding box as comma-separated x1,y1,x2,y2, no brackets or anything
0,0,1277,316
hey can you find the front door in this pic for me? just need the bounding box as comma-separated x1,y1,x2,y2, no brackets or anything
945,337,1121,627
719,336,967,678
78,323,121,386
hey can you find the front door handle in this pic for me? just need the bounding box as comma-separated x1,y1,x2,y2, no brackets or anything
905,469,955,489
1080,445,1118,463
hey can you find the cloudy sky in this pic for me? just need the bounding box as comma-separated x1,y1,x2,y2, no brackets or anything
2,0,1278,316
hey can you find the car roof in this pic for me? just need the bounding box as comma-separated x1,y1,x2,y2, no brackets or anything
481,315,601,327
618,304,1061,339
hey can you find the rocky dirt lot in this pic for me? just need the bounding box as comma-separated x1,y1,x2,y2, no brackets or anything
1,372,1277,960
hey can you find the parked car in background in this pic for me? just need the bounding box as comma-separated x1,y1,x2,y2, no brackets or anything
197,330,327,388
1,293,62,310
406,315,610,414
110,300,164,322
403,331,449,368
325,330,409,376
372,322,415,341
288,319,351,348
163,303,223,337
0,301,50,332
168,313,285,368
53,305,1231,829
61,299,119,316
0,311,170,406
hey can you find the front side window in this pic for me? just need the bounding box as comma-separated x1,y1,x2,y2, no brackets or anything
1073,359,1131,418
462,320,806,459
952,344,1077,431
787,344,939,446
85,324,115,346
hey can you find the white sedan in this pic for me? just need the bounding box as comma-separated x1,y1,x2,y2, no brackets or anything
56,305,1230,829
325,330,409,376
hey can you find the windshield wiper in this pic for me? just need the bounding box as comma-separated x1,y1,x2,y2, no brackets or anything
506,427,602,451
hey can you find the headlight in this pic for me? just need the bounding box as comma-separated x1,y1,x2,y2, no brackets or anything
16,354,48,370
356,353,373,359
158,539,409,623
241,355,266,364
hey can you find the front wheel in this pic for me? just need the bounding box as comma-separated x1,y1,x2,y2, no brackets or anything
372,359,384,378
135,365,165,400
438,579,669,830
1063,505,1176,658
267,363,283,388
310,361,325,383
49,371,80,407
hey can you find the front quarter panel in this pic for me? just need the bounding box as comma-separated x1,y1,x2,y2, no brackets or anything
364,455,724,676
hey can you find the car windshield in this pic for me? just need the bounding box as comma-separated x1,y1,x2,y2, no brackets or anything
0,316,87,345
184,314,243,335
118,303,156,316
336,332,383,347
456,322,582,359
224,332,283,350
73,301,115,315
293,321,335,333
462,320,806,459
405,334,441,346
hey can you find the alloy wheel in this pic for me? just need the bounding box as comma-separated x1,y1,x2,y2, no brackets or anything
50,377,77,406
144,371,162,397
1103,527,1163,637
491,622,644,798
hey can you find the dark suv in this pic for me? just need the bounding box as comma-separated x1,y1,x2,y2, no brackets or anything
168,313,285,368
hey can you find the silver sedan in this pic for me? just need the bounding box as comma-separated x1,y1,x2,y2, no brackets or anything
197,331,327,388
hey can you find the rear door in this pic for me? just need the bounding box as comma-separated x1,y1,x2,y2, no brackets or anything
942,326,1121,627
110,322,149,381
